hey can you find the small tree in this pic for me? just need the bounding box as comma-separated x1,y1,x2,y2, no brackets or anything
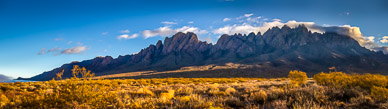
288,70,307,86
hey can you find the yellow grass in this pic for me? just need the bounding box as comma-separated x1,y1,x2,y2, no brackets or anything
0,67,387,108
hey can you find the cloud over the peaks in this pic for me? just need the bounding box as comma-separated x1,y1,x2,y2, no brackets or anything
380,36,388,43
213,14,388,54
142,26,208,39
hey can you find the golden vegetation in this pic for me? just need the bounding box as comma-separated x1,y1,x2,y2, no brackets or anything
0,68,388,108
288,70,307,87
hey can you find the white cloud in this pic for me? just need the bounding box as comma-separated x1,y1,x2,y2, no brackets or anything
67,41,73,45
117,34,139,40
213,20,283,35
366,36,375,42
176,26,208,34
237,13,254,20
120,29,130,33
142,26,207,38
61,46,87,54
380,36,388,43
188,21,194,24
244,13,254,17
246,16,261,23
142,26,176,38
48,47,62,52
223,18,231,22
161,21,177,25
272,18,281,22
199,36,213,44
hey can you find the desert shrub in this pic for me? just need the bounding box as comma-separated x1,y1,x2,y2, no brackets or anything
225,87,236,95
160,90,175,102
371,86,388,102
288,70,307,86
224,97,244,107
267,86,285,101
0,92,8,107
251,90,267,104
176,87,193,96
353,74,388,89
314,72,388,89
178,96,192,103
349,95,378,108
132,87,154,96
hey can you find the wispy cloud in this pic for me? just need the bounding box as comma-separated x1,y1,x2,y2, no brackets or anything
244,13,254,17
161,21,177,25
117,34,139,40
120,29,130,33
40,46,87,55
188,21,194,24
142,26,208,38
223,18,231,22
380,36,388,43
366,36,375,42
61,46,87,54
48,47,62,52
38,48,46,55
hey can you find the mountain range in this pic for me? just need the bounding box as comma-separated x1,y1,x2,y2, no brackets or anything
21,25,388,81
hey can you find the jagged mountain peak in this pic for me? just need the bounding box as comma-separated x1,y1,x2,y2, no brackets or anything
162,32,207,54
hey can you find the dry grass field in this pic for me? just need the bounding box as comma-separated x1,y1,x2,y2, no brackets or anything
0,66,388,108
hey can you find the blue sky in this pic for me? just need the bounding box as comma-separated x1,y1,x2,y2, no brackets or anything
1,0,388,78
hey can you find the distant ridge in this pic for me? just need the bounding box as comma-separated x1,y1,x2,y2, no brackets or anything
23,25,388,81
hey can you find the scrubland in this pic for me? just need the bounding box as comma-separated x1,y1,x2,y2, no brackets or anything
0,66,388,108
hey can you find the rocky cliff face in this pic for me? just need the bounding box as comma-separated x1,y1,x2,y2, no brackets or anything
25,25,388,81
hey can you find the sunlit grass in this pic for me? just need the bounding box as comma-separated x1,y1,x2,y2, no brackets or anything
0,66,387,108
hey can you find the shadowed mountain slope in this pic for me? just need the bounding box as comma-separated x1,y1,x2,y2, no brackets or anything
23,25,388,81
